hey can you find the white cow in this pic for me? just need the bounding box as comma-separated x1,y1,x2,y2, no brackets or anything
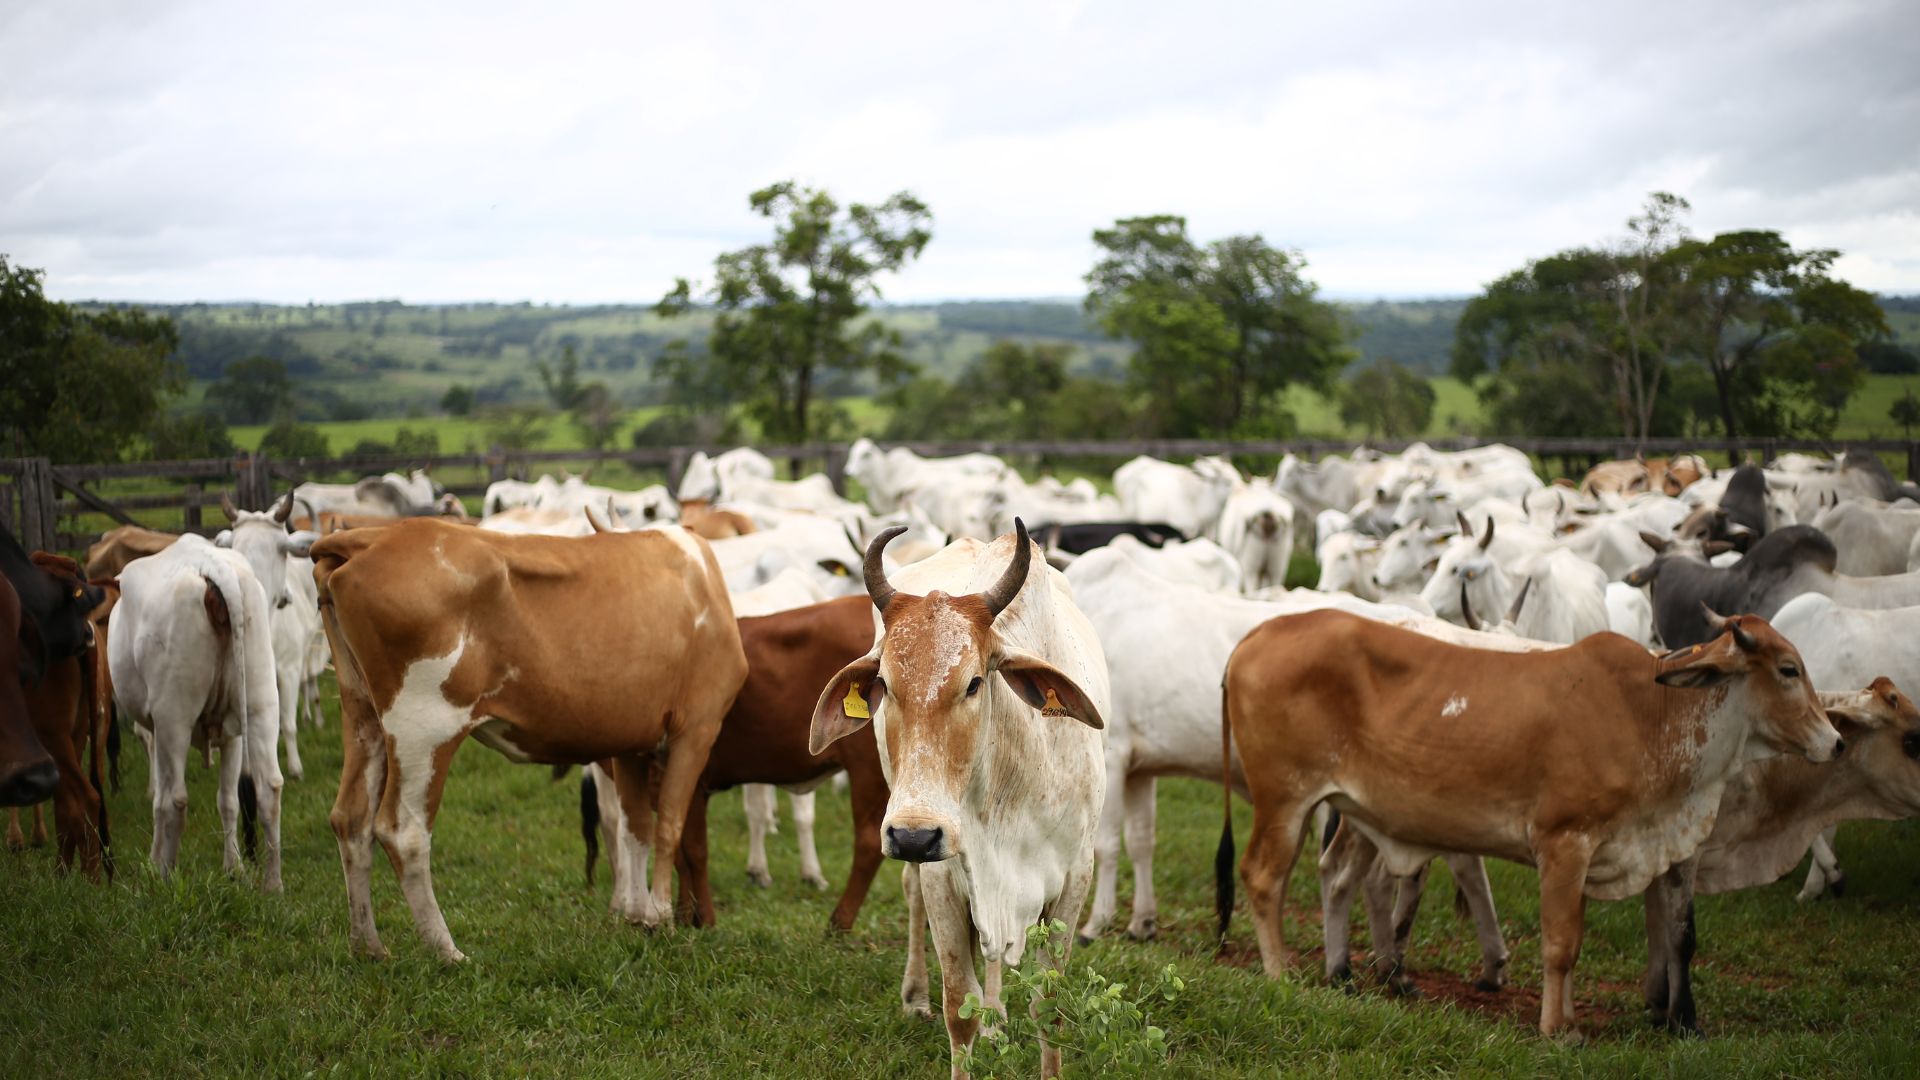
1114,455,1238,540
676,447,777,502
1812,500,1920,577
1422,524,1608,645
215,500,323,782
1215,484,1296,593
706,517,867,598
293,469,446,521
845,438,1008,514
1103,534,1242,592
110,534,288,890
810,523,1107,1075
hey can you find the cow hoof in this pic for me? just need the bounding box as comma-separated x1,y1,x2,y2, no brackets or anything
1828,874,1847,899
1329,964,1354,991
1388,977,1422,1000
353,941,390,962
803,873,829,891
439,949,468,966
1547,1028,1586,1046
1127,917,1158,941
746,869,772,888
1474,978,1504,994
902,999,933,1022
1076,933,1094,947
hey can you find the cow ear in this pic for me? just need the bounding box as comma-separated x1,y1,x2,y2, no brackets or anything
281,530,320,559
1702,539,1736,557
1638,530,1668,554
214,529,234,548
1655,639,1743,689
810,656,882,755
994,648,1104,729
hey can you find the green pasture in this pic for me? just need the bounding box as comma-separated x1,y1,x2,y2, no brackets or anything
4,676,1918,1077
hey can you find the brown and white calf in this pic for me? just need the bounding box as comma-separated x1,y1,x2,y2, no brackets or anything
810,522,1108,1078
1218,608,1840,1035
311,517,747,962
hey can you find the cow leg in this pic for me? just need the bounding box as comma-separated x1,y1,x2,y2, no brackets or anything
134,723,155,798
900,864,932,1019
5,808,22,850
609,752,664,927
329,684,388,959
674,785,714,927
827,761,887,933
924,868,985,1080
1123,773,1159,940
588,761,624,915
643,716,722,932
215,734,246,875
1442,854,1509,992
372,729,468,963
1077,756,1128,941
1535,838,1594,1036
33,804,49,847
1643,859,1701,1035
246,700,286,894
1243,796,1315,976
147,715,191,879
1316,819,1368,986
277,665,304,782
742,783,776,887
792,791,827,890
1796,827,1843,901
1036,851,1094,1079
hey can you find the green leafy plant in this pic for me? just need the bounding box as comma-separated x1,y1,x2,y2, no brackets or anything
958,920,1184,1078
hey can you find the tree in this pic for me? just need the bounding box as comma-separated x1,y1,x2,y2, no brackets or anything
657,182,932,447
0,256,184,462
1085,216,1349,437
479,405,550,451
536,346,589,411
257,417,330,459
1337,359,1436,438
880,341,1140,442
440,383,475,416
146,408,237,461
205,355,295,424
1893,389,1920,439
569,382,626,452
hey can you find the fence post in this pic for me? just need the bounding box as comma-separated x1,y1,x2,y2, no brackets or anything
19,458,56,553
486,446,507,486
666,448,689,499
1908,442,1919,484
825,445,848,497
183,484,203,533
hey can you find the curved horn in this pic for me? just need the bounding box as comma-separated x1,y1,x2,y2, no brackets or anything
220,492,238,523
272,486,298,528
979,518,1033,621
864,525,908,614
1460,580,1481,632
1455,510,1471,537
1506,576,1533,624
1478,516,1496,552
1700,604,1757,651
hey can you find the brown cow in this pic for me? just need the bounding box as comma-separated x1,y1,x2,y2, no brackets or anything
680,499,758,541
1580,459,1653,498
586,595,890,931
312,517,747,962
6,554,111,880
1218,608,1840,1035
0,575,57,808
84,525,178,581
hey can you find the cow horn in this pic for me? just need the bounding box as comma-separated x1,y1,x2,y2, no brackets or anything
864,525,909,614
1701,604,1757,651
272,486,297,528
1455,510,1471,537
1460,580,1481,632
1507,576,1533,624
221,492,239,522
1478,516,1495,552
979,518,1033,621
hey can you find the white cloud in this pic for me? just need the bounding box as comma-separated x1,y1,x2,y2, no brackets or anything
2,0,1915,303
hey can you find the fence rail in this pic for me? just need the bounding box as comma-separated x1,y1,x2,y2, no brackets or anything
4,436,1917,559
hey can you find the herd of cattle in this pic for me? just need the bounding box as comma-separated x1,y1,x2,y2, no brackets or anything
6,436,1920,1073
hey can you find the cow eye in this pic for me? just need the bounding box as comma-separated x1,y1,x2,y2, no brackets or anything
966,676,983,698
1778,664,1800,679
1904,732,1920,761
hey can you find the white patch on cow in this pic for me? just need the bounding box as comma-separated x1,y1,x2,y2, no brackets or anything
1442,695,1468,718
924,613,970,707
383,633,473,774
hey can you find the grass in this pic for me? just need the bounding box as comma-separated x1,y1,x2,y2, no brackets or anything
5,675,1919,1077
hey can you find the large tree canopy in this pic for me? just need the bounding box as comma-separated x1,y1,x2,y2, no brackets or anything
1085,216,1349,438
0,256,182,462
1453,194,1888,442
657,182,932,444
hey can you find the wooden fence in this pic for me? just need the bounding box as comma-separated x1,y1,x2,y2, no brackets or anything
4,436,1918,559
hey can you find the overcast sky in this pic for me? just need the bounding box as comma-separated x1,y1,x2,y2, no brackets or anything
4,0,1915,305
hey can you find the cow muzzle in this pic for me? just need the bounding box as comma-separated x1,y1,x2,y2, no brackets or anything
0,760,58,808
883,822,949,863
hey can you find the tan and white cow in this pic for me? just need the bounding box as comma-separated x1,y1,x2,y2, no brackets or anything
311,517,747,962
810,521,1108,1078
1218,608,1841,1035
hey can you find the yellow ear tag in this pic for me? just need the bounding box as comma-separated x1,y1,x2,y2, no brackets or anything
1042,688,1065,715
843,683,870,719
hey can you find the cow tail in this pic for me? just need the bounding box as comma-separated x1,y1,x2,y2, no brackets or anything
580,768,601,887
106,703,122,794
80,648,112,879
239,774,258,861
202,568,256,861
1215,677,1237,950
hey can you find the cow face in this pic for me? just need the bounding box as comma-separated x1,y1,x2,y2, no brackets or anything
1824,678,1920,816
219,494,319,608
1654,610,1842,763
809,522,1102,864
22,554,107,665
1372,525,1440,594
1420,518,1504,625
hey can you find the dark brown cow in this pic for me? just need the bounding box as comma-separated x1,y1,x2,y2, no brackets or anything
1218,608,1840,1035
6,554,110,879
312,517,747,962
586,595,888,931
0,574,56,808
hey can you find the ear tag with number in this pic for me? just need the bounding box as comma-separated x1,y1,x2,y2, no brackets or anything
843,683,870,719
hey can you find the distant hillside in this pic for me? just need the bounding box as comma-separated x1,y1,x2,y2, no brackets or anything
76,294,1915,423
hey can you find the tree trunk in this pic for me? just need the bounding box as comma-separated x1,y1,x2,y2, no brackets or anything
1711,357,1740,442
792,361,813,479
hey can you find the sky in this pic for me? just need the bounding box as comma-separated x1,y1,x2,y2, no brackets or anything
3,0,1916,305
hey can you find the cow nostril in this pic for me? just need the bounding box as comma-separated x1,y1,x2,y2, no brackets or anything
1832,737,1846,759
885,825,944,863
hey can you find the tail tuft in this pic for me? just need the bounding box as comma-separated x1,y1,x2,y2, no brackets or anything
580,769,600,887
239,774,258,861
1214,817,1236,948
